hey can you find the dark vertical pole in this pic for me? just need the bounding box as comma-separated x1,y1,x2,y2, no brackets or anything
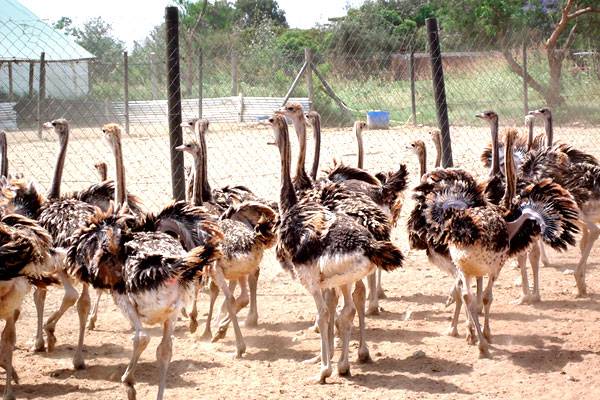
409,50,417,125
165,6,185,201
522,39,529,114
198,48,203,118
426,18,452,167
28,62,34,97
123,51,130,135
231,49,239,96
37,52,46,138
7,62,13,100
305,48,314,110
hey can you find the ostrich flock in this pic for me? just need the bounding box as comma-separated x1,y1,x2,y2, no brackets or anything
0,102,597,399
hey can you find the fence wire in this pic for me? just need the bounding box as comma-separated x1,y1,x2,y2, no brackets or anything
1,15,599,210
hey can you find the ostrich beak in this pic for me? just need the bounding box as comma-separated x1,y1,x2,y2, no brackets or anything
475,113,485,119
42,122,53,129
528,109,542,116
175,145,186,152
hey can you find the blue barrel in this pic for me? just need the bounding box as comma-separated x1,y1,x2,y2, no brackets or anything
367,110,390,129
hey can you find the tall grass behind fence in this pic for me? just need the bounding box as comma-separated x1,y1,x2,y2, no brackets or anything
1,14,599,209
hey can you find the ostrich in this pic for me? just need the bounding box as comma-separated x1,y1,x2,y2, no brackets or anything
279,104,406,315
0,131,7,178
86,161,108,331
268,113,403,381
419,129,578,357
176,136,276,351
181,118,277,333
67,122,223,400
525,107,600,296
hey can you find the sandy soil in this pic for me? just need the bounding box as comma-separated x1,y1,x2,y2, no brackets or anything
3,121,600,399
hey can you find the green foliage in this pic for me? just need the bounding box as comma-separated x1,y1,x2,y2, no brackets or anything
234,0,288,28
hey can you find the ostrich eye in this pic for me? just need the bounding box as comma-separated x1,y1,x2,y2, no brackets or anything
287,107,294,111
102,129,106,133
51,122,56,127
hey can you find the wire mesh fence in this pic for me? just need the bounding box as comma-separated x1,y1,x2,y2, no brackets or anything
1,11,599,210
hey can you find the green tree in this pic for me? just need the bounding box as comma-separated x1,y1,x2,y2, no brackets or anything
234,0,288,28
438,0,600,107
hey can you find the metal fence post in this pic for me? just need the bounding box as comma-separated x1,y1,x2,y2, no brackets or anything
123,51,130,135
409,50,417,125
231,49,239,96
198,48,203,118
7,62,13,100
305,48,314,110
150,52,158,100
522,39,528,114
426,18,453,168
28,62,34,98
165,6,185,201
37,52,46,138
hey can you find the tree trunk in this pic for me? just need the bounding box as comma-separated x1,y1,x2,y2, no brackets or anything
183,41,194,98
546,50,565,107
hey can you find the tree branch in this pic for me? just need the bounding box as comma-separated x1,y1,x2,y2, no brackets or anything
501,48,549,98
562,23,578,51
568,6,600,19
546,0,575,50
188,0,208,37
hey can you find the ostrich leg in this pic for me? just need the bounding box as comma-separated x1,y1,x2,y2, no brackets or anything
32,287,47,352
366,272,379,315
211,267,246,357
188,283,200,333
198,280,219,341
309,287,332,384
337,283,356,376
87,289,103,331
44,270,78,352
353,280,371,363
118,297,150,400
529,242,542,302
459,273,490,358
245,267,260,327
73,283,91,370
516,253,532,304
156,315,176,400
575,223,599,297
1,314,18,400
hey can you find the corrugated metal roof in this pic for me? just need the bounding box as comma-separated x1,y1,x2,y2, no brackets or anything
0,0,95,61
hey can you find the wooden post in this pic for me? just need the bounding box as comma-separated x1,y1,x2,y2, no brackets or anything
28,62,34,97
150,52,158,100
304,48,314,110
7,62,13,100
37,52,46,138
426,18,452,167
231,49,239,96
409,50,417,125
123,51,130,135
522,39,529,114
198,48,203,118
165,6,185,201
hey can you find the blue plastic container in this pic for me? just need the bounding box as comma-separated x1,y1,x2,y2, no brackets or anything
367,110,390,129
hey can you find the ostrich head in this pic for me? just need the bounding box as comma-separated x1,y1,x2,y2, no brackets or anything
528,107,551,120
524,114,535,126
278,102,305,122
181,118,199,132
305,111,320,127
429,129,441,144
408,140,426,157
94,162,108,181
43,118,70,143
475,110,498,125
101,123,122,150
175,140,202,158
268,114,288,150
354,121,367,131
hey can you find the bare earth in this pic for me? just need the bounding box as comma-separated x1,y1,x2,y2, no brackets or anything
3,122,600,399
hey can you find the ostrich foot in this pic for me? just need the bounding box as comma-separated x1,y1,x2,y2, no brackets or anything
444,326,459,337
478,342,491,359
466,329,477,346
576,286,588,298
377,288,387,299
211,327,228,343
189,319,198,334
72,353,86,370
514,294,532,305
87,318,97,331
530,292,541,303
366,305,380,316
313,366,332,384
357,347,372,364
0,365,19,385
337,361,351,377
124,383,136,400
44,327,57,352
31,337,45,353
197,329,212,342
180,307,188,318
483,328,492,344
245,313,258,328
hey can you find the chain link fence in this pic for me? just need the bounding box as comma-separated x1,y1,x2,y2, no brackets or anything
1,12,599,209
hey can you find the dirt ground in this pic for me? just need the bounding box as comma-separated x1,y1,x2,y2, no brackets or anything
3,122,600,399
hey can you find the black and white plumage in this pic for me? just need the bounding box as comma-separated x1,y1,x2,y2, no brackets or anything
0,210,57,400
417,129,578,357
269,113,403,381
176,136,276,351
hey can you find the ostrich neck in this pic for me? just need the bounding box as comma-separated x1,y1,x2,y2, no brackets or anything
527,120,534,151
47,132,69,199
198,128,212,202
433,138,441,169
355,126,364,169
544,116,553,147
419,150,426,178
279,127,297,213
191,153,203,206
292,117,309,182
98,167,107,181
0,132,7,177
310,117,321,180
112,139,127,205
490,120,500,177
502,136,516,209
